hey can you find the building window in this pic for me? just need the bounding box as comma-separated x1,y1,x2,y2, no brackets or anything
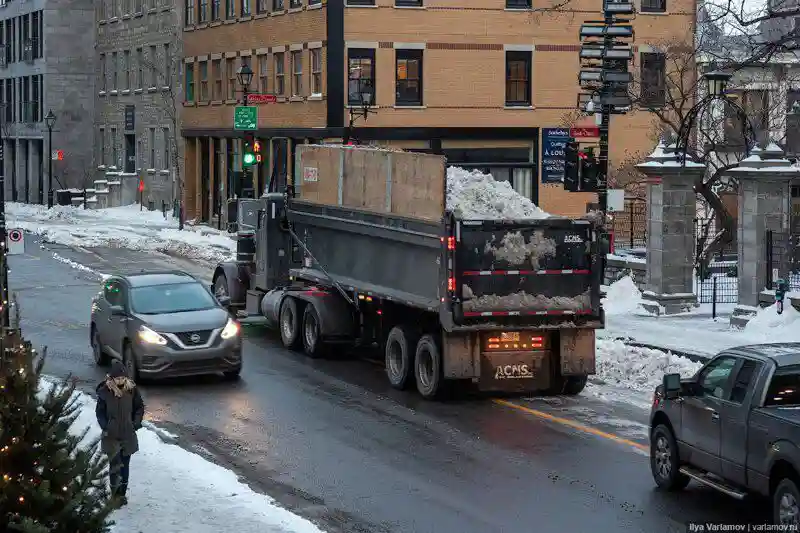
212,59,222,99
258,54,268,92
112,52,118,90
199,0,208,22
163,128,170,169
122,0,131,14
30,75,39,122
348,48,374,106
291,50,302,96
134,0,143,13
185,62,195,101
274,52,285,95
290,0,301,7
123,50,131,90
241,0,251,15
111,0,118,17
111,127,118,167
273,0,284,9
257,0,268,12
136,48,143,89
640,52,665,107
100,0,107,19
212,0,221,18
505,50,531,106
226,0,235,17
99,128,105,166
395,49,422,106
185,0,195,25
311,48,322,95
640,0,666,12
164,43,172,87
395,0,421,5
308,0,320,4
149,128,156,168
99,53,107,91
150,45,158,86
346,0,375,5
199,61,209,100
506,0,530,7
226,57,236,99
150,0,157,8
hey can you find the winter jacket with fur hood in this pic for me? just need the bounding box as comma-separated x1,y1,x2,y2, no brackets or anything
95,361,144,456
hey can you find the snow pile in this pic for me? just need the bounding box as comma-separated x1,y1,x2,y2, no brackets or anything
743,303,800,343
38,377,325,533
52,252,110,280
7,203,235,265
602,276,643,315
594,339,702,393
446,167,551,220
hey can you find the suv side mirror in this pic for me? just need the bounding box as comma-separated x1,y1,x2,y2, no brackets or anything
110,305,127,316
217,295,231,307
663,373,682,399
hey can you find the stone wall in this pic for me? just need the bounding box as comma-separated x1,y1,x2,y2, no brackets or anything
604,255,647,289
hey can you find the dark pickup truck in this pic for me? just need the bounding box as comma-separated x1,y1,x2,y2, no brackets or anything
650,342,800,526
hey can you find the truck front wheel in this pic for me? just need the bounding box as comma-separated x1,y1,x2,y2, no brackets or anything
279,297,302,351
774,478,800,527
650,424,690,491
415,335,443,400
385,325,418,390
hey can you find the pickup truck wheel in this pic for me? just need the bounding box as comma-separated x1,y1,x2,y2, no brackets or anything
774,478,800,527
415,335,443,400
279,297,302,350
301,305,326,358
650,424,690,490
385,325,417,390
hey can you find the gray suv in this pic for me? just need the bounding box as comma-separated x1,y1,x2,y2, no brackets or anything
90,271,242,380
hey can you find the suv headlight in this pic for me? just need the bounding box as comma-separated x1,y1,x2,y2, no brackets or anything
220,318,240,340
138,325,167,346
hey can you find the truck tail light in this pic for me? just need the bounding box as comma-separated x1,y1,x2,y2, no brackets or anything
447,237,456,250
448,277,456,292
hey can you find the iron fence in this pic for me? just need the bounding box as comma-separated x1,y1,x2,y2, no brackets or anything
766,230,800,291
695,260,738,304
611,198,647,250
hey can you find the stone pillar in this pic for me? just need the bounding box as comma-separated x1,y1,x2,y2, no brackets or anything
729,143,800,326
636,143,705,315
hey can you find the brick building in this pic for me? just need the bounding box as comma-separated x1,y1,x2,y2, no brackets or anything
0,0,95,203
95,0,182,209
181,0,695,222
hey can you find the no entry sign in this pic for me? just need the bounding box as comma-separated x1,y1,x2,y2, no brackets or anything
7,228,23,255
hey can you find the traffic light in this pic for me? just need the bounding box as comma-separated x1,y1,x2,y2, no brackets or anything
580,153,599,192
253,140,263,163
564,138,580,192
243,135,256,167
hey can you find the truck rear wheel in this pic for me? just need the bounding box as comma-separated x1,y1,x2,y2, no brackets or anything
415,335,443,400
385,325,418,390
301,305,326,358
279,297,302,350
562,376,588,395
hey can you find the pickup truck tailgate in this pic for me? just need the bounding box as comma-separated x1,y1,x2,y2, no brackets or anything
455,218,600,317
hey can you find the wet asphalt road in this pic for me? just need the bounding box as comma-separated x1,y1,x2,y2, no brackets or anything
13,232,769,533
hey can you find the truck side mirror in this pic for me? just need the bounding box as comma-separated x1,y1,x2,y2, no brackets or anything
663,373,682,399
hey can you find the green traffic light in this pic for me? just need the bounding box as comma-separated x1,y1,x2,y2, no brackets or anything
243,153,255,165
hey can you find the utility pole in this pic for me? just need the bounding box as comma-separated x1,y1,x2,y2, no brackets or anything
0,106,9,331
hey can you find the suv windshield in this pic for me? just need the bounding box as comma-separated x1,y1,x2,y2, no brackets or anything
765,365,800,407
130,282,217,314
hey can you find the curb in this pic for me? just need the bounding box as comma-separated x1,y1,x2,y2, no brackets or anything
611,337,711,364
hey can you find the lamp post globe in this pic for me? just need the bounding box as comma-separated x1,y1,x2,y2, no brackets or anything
44,109,56,131
703,71,732,98
236,64,254,90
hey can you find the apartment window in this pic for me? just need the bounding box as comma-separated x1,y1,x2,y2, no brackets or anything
226,58,236,99
99,128,105,166
111,128,118,167
347,48,374,105
640,52,665,107
99,53,107,91
163,128,170,169
100,0,107,19
308,0,320,4
346,0,375,5
395,49,422,106
4,80,11,122
505,0,531,7
505,51,531,106
164,43,172,87
273,0,284,9
137,48,143,89
31,75,39,122
150,0,157,8
112,52,119,90
150,45,158,86
199,0,208,22
226,0,235,17
31,11,41,59
395,0,421,5
257,0,268,13
274,53,285,95
212,0,221,19
199,61,209,100
212,59,222,99
185,0,195,25
123,50,131,90
641,0,666,13
111,0,118,17
258,54,268,92
311,48,322,95
185,62,195,101
241,0,251,15
4,20,11,65
290,0,301,7
123,0,131,14
135,0,143,13
149,128,156,168
291,50,302,96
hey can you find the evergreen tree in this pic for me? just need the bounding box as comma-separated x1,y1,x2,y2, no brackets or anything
0,319,116,533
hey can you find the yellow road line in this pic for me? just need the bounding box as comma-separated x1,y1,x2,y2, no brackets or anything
493,399,649,452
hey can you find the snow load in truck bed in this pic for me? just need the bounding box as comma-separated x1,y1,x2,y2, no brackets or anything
446,167,551,220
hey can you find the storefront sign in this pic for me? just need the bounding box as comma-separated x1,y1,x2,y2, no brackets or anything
541,128,570,184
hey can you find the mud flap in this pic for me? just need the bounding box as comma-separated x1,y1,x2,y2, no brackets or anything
478,351,552,393
559,329,596,376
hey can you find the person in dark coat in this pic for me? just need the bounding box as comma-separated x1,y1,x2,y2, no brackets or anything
95,361,144,506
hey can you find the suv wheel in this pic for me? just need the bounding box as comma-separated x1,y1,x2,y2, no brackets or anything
650,424,690,490
91,326,110,366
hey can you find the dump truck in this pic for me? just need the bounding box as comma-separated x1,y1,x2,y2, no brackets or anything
212,145,605,399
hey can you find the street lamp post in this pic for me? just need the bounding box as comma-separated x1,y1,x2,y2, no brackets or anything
44,110,56,208
344,78,374,145
237,64,254,106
